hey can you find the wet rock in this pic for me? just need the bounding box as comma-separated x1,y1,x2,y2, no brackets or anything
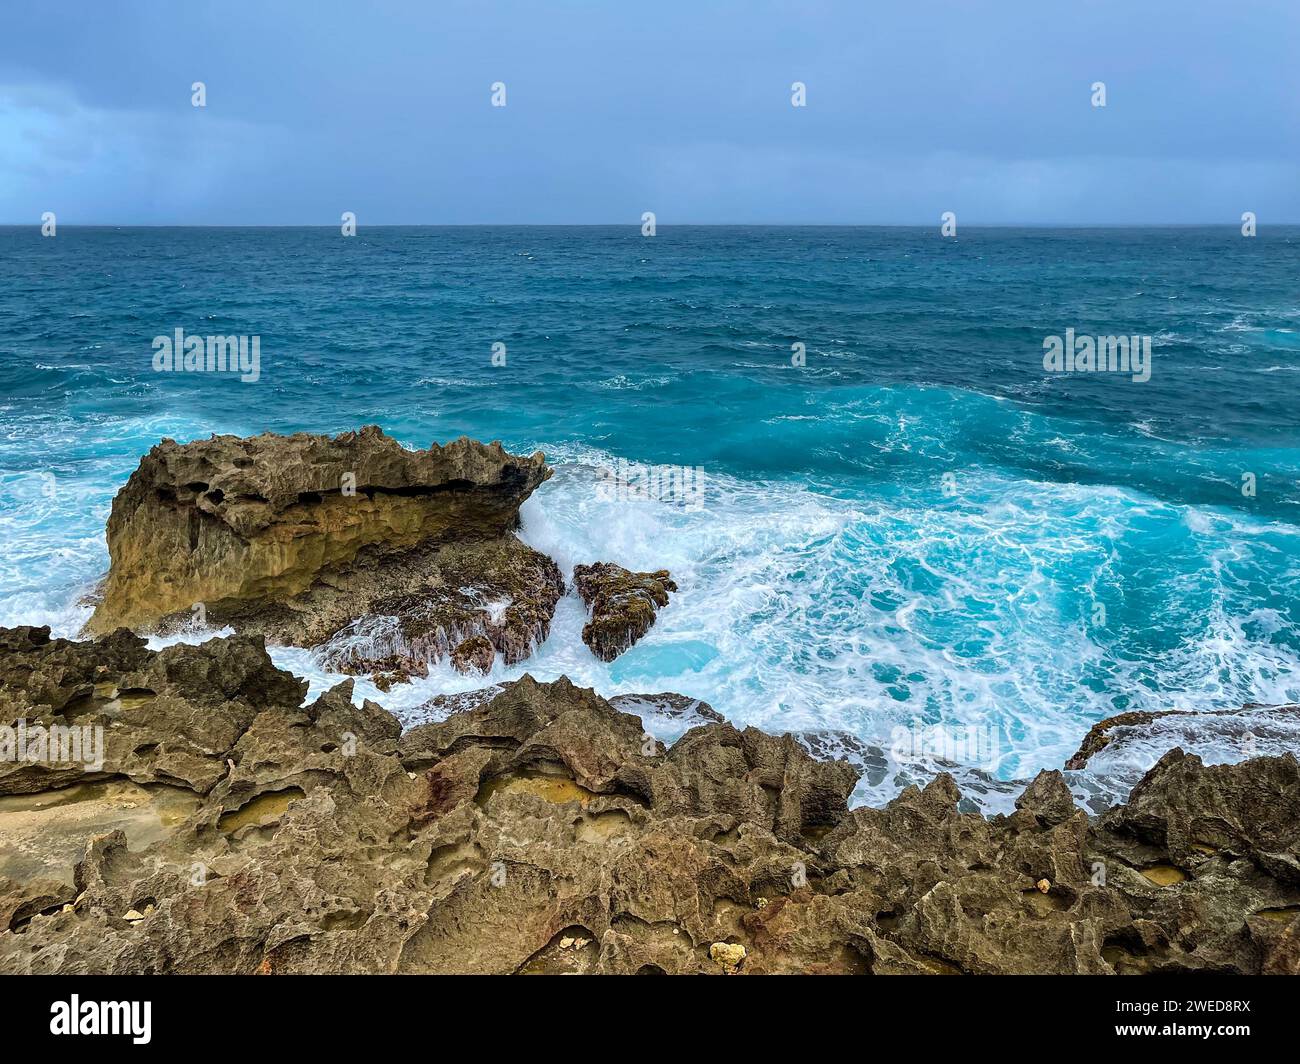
360,659,429,693
314,537,565,677
403,685,505,728
608,693,724,741
797,731,891,791
83,427,564,683
450,636,495,675
608,693,722,726
1066,710,1176,769
572,562,676,661
1066,702,1300,771
3,628,1299,975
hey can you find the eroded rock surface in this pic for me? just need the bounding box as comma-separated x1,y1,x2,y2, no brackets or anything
1067,703,1300,770
84,427,562,679
312,536,565,680
572,562,676,661
607,693,724,746
2,628,1298,975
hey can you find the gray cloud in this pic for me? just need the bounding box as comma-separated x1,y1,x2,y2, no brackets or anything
2,0,1296,223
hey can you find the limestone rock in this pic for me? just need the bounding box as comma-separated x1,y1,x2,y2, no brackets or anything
0,625,307,800
82,427,563,683
1066,710,1178,769
608,693,724,741
1066,702,1300,771
449,636,495,676
572,562,676,661
316,537,565,677
608,692,723,726
3,627,1299,976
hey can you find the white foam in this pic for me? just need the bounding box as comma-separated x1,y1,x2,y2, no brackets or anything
6,443,1299,817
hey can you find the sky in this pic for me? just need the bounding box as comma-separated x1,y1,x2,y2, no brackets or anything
1,0,1297,225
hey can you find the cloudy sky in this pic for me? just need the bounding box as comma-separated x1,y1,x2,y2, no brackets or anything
2,0,1297,224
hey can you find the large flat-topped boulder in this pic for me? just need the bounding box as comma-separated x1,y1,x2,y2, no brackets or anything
85,427,555,672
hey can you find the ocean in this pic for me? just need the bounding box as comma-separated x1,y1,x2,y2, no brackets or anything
2,225,1298,812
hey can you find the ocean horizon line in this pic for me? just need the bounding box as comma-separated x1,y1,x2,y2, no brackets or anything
4,221,1297,230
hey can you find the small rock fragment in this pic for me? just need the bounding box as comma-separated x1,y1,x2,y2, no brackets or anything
709,942,746,972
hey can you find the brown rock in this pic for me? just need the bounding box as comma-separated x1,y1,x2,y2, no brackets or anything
1065,702,1300,770
316,536,564,675
88,426,550,635
81,428,564,684
3,627,1298,976
572,562,676,661
450,635,495,675
1066,710,1182,769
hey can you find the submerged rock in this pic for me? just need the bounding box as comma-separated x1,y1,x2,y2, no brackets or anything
572,562,677,661
1067,703,1300,770
1067,709,1183,769
608,692,724,737
84,426,562,680
3,627,1298,975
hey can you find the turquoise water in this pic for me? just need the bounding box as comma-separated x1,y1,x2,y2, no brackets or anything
2,225,1298,808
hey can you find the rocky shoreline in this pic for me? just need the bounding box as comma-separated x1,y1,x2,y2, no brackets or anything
2,626,1298,974
2,429,1298,974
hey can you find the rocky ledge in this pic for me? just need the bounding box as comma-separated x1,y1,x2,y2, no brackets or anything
2,626,1297,975
84,427,562,679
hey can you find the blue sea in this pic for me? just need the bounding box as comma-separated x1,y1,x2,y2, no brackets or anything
2,226,1299,810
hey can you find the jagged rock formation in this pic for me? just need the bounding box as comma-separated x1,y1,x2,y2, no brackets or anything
606,693,726,747
1067,703,1300,769
314,536,565,682
84,426,562,678
572,562,676,661
2,627,1297,975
